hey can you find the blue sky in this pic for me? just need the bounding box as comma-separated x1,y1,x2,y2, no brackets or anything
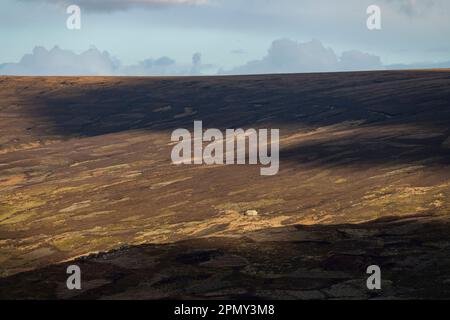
1,0,450,75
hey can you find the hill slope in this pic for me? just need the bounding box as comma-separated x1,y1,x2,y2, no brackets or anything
1,71,450,298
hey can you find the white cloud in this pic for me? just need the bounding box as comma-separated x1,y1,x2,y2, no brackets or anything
0,46,205,76
339,50,383,71
223,39,383,75
0,46,118,76
121,56,183,75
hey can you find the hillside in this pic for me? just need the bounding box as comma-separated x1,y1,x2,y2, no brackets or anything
1,71,450,299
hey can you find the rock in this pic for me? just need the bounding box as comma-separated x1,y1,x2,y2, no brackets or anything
223,210,239,215
245,210,258,216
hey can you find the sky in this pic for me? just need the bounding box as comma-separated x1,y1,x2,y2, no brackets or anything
0,0,449,75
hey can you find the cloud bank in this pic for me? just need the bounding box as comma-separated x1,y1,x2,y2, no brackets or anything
0,46,204,76
0,46,119,76
20,0,208,12
1,39,448,76
222,39,383,75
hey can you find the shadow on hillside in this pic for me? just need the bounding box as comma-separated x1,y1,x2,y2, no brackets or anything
279,131,450,169
1,213,449,300
24,72,450,137
4,71,445,169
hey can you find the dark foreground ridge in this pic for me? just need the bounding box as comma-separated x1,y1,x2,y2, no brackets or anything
1,214,450,299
